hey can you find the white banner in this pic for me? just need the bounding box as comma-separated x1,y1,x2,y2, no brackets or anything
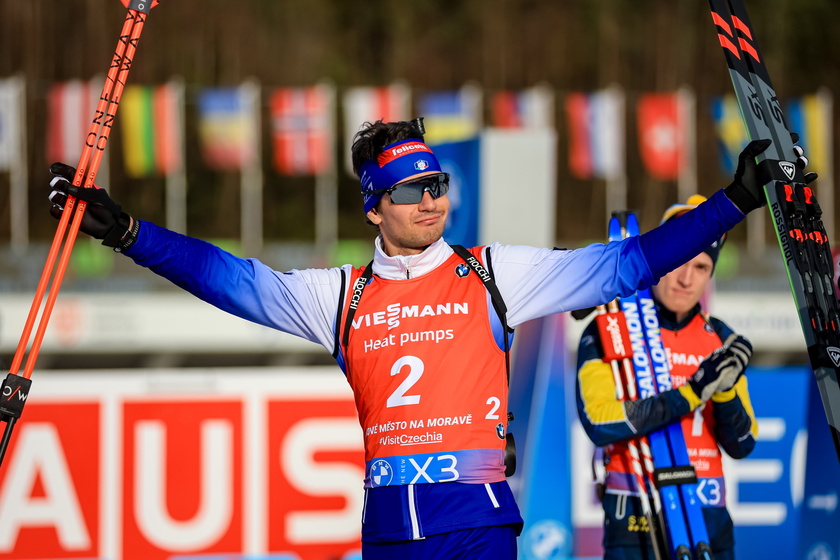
0,76,22,171
0,293,321,354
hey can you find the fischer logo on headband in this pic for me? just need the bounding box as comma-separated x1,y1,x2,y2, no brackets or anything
378,142,433,165
359,139,443,213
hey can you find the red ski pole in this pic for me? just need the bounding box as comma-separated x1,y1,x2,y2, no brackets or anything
0,0,161,468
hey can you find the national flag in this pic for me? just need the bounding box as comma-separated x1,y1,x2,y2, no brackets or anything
120,81,184,177
0,77,23,171
787,92,831,174
46,79,99,165
342,82,410,175
197,85,257,171
709,94,748,176
565,88,624,179
270,84,333,176
637,92,685,180
490,85,554,129
417,84,482,145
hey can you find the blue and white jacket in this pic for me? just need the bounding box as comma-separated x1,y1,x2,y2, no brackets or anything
121,190,744,542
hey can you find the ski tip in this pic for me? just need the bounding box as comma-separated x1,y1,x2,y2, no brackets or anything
120,0,160,11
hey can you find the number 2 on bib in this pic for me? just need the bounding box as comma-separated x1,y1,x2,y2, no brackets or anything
387,356,423,407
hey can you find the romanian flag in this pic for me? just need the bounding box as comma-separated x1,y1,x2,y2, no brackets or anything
270,85,333,176
197,85,258,171
120,81,184,177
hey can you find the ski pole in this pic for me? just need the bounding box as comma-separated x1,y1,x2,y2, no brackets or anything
595,300,667,560
0,0,160,469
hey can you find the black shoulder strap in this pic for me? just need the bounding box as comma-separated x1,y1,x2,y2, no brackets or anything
449,244,510,332
332,268,348,358
340,262,374,349
449,244,513,381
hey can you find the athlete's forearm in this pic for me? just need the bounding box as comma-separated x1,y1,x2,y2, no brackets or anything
124,220,341,348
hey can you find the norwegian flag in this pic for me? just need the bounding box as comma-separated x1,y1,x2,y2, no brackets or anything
270,85,334,176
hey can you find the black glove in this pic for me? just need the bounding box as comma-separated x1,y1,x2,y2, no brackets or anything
48,162,139,252
688,334,752,402
724,139,772,214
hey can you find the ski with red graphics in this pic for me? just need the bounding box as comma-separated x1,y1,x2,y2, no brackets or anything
707,0,840,461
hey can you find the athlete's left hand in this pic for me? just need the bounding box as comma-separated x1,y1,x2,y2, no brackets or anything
689,334,752,402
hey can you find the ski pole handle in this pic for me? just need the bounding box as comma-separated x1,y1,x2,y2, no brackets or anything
122,0,160,11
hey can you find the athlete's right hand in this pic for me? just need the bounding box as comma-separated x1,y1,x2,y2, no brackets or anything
48,162,138,251
688,334,753,402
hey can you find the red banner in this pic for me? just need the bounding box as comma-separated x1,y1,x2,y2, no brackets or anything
0,373,363,560
637,93,684,180
0,403,100,559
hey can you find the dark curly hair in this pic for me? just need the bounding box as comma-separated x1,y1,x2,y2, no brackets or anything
350,119,426,178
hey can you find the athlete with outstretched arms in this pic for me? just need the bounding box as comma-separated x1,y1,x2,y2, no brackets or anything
47,118,771,559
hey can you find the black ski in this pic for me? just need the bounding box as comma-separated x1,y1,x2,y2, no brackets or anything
707,0,840,460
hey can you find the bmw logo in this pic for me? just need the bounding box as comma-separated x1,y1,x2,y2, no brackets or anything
496,423,506,440
369,460,394,487
455,263,470,278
